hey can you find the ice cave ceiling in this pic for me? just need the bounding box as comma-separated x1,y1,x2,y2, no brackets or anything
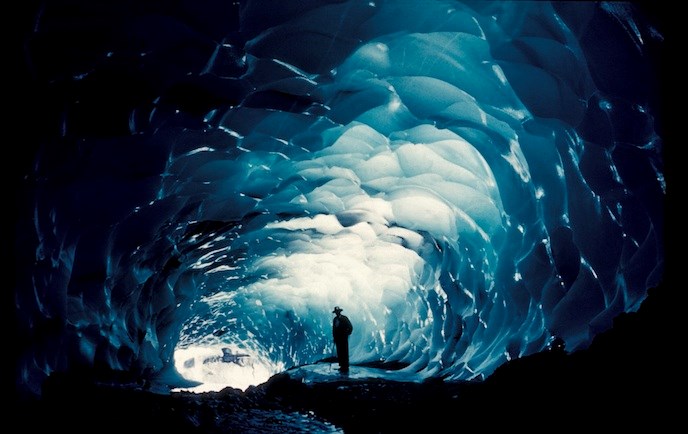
14,0,665,395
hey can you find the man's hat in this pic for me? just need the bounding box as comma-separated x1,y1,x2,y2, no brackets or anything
333,306,343,313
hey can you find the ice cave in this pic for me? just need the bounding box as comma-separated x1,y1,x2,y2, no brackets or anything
14,0,667,429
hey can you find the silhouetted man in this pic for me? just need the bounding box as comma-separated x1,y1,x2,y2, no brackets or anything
332,306,353,372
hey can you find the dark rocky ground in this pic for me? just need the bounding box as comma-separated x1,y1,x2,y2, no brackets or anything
13,281,679,433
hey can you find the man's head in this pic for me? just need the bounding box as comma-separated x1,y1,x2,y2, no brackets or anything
333,306,343,315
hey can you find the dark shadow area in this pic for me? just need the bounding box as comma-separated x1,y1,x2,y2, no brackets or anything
15,280,677,432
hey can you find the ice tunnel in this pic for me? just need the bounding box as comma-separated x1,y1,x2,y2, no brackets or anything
15,0,665,396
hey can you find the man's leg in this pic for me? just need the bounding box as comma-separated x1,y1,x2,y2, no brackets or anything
335,339,348,371
340,338,349,371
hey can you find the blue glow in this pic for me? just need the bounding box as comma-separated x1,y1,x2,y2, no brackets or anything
17,0,664,395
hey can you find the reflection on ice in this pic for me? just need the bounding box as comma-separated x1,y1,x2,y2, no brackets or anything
285,362,426,385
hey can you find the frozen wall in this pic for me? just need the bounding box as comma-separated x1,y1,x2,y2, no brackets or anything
16,0,664,395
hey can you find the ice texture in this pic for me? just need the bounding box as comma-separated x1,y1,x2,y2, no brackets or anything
17,0,664,394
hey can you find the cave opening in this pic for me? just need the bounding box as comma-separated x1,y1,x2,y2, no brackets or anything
15,1,665,405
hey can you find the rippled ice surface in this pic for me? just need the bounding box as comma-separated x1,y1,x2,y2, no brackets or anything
19,0,664,394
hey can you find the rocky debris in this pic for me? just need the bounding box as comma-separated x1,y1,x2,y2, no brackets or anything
14,283,676,432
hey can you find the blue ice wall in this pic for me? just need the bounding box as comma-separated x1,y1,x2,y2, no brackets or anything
16,0,664,394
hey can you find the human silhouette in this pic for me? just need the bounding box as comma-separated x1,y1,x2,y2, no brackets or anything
332,306,353,372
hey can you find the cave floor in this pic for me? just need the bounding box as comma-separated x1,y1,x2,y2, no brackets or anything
16,287,678,433
283,362,426,385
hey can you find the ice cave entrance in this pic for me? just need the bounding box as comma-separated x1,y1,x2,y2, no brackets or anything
172,343,285,393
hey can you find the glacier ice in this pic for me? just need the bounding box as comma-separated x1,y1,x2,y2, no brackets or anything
16,0,664,395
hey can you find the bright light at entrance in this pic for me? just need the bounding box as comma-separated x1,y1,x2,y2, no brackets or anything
172,344,285,393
